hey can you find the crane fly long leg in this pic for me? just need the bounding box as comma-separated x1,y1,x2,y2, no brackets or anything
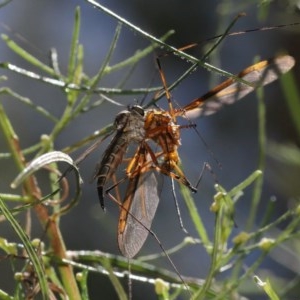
180,55,295,118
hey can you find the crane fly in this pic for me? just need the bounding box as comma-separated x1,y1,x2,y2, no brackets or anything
93,54,295,258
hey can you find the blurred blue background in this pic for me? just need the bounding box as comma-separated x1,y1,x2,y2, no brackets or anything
0,0,299,299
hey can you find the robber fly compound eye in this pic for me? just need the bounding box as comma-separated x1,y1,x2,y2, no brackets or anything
131,105,145,116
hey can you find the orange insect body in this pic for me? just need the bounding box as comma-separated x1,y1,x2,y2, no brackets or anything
144,109,197,191
145,110,180,165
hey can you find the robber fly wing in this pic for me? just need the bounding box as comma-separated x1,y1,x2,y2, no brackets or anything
118,167,160,258
182,55,295,118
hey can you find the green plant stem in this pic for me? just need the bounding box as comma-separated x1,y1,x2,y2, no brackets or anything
179,184,210,248
215,251,269,299
0,103,81,299
1,34,57,76
0,62,162,95
246,86,265,231
0,288,14,300
192,199,223,299
68,7,81,80
280,69,300,139
0,198,49,299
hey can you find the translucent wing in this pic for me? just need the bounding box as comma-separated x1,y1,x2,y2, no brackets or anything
118,162,160,258
182,55,295,118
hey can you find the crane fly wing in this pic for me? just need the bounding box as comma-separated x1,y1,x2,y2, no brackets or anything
118,167,160,258
182,55,295,118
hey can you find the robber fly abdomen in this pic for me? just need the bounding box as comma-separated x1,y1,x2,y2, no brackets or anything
94,105,145,209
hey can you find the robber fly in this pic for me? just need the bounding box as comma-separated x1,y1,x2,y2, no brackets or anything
94,54,295,258
94,105,146,209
